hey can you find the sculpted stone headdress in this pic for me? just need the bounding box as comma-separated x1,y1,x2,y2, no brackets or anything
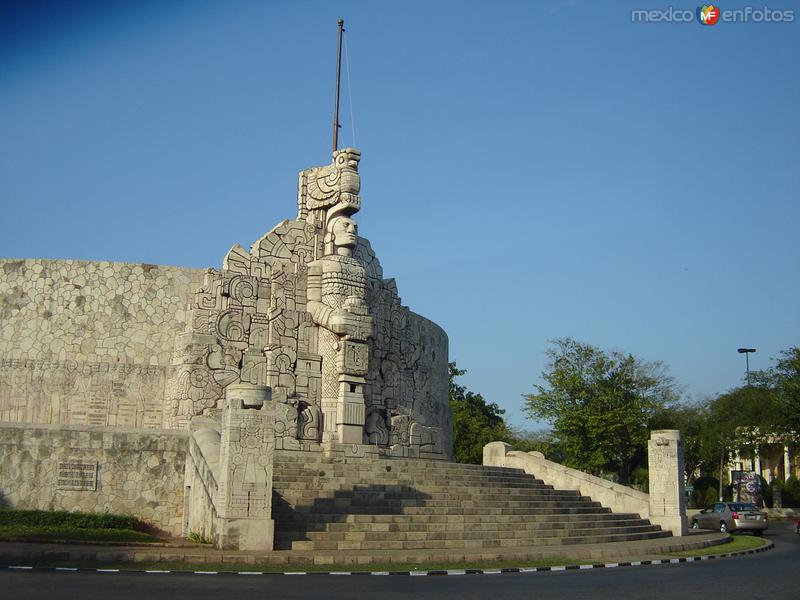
297,148,362,257
297,147,362,228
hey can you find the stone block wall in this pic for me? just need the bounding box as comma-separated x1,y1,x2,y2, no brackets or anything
0,423,189,535
185,428,221,541
0,259,205,428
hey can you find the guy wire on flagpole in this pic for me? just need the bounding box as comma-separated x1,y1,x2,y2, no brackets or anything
344,32,356,148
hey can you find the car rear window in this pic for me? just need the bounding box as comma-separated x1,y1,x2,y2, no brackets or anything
729,503,759,511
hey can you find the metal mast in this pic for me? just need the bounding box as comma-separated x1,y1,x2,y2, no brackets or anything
332,19,344,153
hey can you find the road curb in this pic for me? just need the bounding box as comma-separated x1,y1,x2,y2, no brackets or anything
1,540,773,577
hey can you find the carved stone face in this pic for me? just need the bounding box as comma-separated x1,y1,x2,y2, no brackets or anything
331,217,358,249
333,148,361,196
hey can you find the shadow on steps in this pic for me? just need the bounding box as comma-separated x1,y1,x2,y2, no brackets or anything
272,484,432,549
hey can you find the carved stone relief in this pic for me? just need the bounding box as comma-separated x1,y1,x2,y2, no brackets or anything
161,148,452,458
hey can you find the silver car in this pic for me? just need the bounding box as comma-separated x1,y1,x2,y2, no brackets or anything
691,502,768,535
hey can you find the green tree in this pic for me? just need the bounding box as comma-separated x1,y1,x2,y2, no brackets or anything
449,362,512,464
650,402,707,483
708,385,782,450
751,347,800,438
688,368,789,497
523,338,679,485
505,427,563,462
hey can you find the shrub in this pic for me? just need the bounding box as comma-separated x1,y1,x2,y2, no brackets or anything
631,467,649,493
188,531,210,544
689,477,721,508
722,484,734,502
759,476,772,507
783,476,800,507
0,510,146,531
769,480,784,508
693,476,720,494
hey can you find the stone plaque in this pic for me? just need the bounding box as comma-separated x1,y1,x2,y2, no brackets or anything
56,460,98,491
339,341,368,375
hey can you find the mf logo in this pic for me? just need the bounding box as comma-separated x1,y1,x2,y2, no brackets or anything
697,4,721,25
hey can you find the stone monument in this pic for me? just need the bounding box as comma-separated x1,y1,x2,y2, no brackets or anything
165,148,451,458
647,429,688,536
180,148,451,548
0,147,452,548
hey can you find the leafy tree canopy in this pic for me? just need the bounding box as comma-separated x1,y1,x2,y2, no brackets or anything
702,347,800,452
751,347,800,438
649,401,708,482
523,338,679,485
449,362,512,464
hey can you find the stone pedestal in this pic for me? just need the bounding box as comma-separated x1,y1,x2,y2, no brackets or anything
647,429,688,536
336,375,366,444
214,383,275,551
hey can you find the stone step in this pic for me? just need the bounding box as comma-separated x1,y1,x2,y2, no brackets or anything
273,465,525,477
275,517,653,535
272,498,604,513
275,523,662,544
270,452,667,555
273,511,642,525
274,506,612,519
273,454,522,474
275,475,535,482
273,482,554,495
276,530,671,551
274,489,585,503
272,472,546,485
272,458,523,470
274,469,552,482
274,496,590,509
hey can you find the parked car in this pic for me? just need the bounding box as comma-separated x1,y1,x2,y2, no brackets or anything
690,502,768,535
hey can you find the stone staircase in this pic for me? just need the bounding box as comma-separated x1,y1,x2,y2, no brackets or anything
271,451,670,554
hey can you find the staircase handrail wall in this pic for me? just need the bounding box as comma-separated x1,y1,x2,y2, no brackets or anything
483,442,650,519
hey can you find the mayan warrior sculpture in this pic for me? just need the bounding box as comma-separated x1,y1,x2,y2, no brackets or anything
306,215,373,445
164,148,452,459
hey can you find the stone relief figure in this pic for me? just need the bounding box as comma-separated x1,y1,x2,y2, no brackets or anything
306,212,374,445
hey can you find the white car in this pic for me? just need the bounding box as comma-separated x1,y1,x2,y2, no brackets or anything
691,502,768,535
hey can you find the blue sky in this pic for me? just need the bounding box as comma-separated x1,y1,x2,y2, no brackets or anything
1,1,798,429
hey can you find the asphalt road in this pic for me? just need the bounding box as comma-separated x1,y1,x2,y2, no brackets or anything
3,521,798,600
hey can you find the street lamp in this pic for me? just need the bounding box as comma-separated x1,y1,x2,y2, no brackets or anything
737,348,756,386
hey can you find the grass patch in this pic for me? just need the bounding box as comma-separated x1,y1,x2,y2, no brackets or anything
0,509,159,543
0,525,160,543
0,509,145,531
665,534,768,557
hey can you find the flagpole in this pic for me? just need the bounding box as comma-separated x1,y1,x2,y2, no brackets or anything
333,19,344,153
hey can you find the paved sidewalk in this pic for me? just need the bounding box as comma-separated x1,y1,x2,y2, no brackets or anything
0,531,727,568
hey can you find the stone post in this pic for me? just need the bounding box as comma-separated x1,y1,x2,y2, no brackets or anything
647,430,688,536
214,383,275,551
784,445,792,480
483,441,512,467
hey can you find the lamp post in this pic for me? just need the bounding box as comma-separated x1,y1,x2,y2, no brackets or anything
737,348,756,386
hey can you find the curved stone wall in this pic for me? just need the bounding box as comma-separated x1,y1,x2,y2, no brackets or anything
0,259,204,428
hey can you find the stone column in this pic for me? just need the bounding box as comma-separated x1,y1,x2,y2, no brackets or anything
334,336,369,445
214,383,275,551
647,430,688,536
785,445,792,481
